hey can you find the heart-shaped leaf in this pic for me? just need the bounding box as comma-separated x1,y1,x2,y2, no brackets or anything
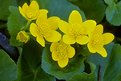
104,44,121,81
105,1,121,26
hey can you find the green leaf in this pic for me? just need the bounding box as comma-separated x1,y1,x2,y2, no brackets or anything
104,0,115,5
7,6,27,46
0,49,17,81
73,0,106,23
87,43,114,81
103,44,121,81
37,0,86,21
67,62,96,81
17,39,55,81
104,0,119,5
41,45,85,80
0,0,17,20
106,1,121,26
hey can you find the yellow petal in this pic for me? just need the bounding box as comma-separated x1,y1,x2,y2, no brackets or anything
102,33,114,45
27,0,39,20
69,10,82,24
22,3,29,13
36,36,45,47
30,0,39,10
36,9,48,24
19,6,26,19
58,20,69,34
93,24,103,35
87,43,96,53
63,35,75,44
30,23,38,37
45,30,61,42
50,43,58,52
97,47,107,57
48,16,60,30
19,3,29,19
82,20,96,35
76,35,89,45
58,59,69,68
52,51,58,61
68,46,75,58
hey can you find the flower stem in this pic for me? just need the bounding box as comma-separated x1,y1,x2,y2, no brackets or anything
21,20,31,31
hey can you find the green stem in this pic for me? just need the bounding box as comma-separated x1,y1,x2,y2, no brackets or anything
21,20,31,31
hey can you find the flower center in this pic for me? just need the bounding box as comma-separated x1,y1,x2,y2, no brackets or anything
68,24,85,39
26,8,38,19
90,34,103,50
37,23,50,37
56,43,69,60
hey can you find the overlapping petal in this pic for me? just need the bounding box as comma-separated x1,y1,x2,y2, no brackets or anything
45,30,61,42
36,36,45,47
63,35,75,44
76,35,89,45
30,23,38,37
58,20,69,34
48,17,60,30
36,9,48,24
82,20,96,35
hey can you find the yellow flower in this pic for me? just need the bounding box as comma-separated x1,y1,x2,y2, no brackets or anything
87,25,114,57
58,10,96,45
30,9,61,47
50,41,75,68
16,31,30,43
19,0,39,20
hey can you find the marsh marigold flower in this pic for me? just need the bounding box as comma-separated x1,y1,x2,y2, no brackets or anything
30,9,61,47
50,41,75,68
87,25,114,57
16,31,30,43
19,0,39,20
58,10,96,45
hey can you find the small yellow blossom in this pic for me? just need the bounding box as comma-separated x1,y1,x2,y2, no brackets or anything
16,31,30,43
50,41,75,68
19,0,39,20
87,25,114,57
58,10,96,45
30,9,61,47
